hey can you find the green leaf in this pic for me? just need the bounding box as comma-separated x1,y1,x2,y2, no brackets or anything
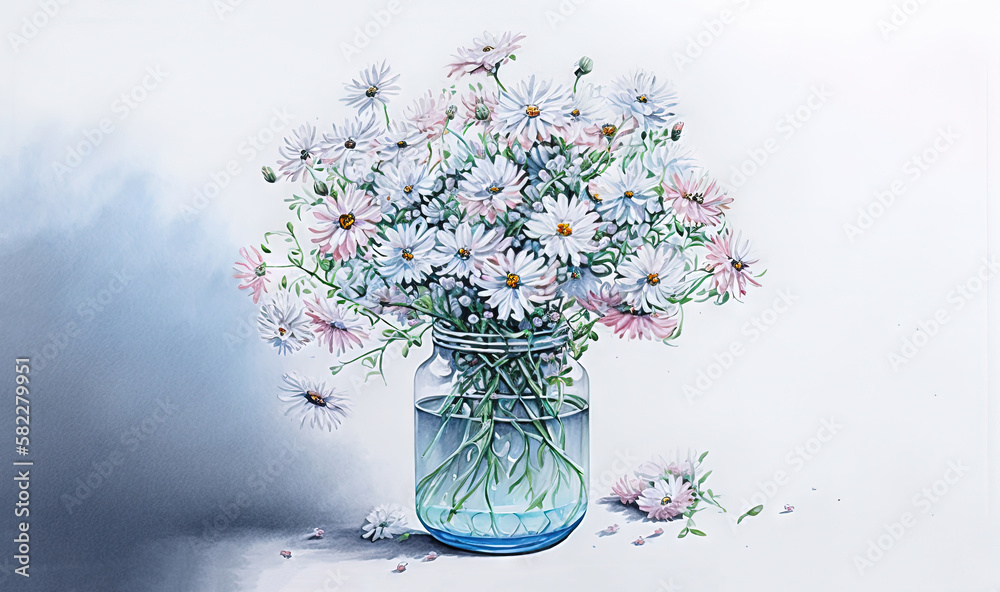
280,276,288,289
260,244,271,254
698,450,710,463
329,366,343,376
677,528,689,539
737,505,764,524
286,221,295,235
508,54,516,60
698,470,713,484
525,491,547,512
396,533,410,542
689,529,707,537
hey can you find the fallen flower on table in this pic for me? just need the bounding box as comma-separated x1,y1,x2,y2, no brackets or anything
632,536,645,546
423,551,439,562
649,528,664,537
362,504,408,541
310,528,325,539
781,505,794,514
598,524,620,536
280,550,292,559
394,562,408,573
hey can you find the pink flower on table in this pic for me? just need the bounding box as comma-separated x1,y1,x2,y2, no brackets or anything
600,306,680,341
705,230,761,299
310,185,382,261
637,475,695,521
611,475,643,505
664,173,733,227
447,31,525,78
304,297,370,355
233,246,270,304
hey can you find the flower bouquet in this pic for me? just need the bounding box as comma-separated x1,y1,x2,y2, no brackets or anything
235,31,761,553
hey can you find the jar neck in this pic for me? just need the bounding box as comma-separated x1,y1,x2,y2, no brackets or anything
431,323,568,355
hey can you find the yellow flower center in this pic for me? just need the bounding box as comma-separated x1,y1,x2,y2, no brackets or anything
732,260,744,271
637,95,648,104
505,273,520,289
338,213,356,230
647,273,660,286
525,105,541,118
365,86,378,97
396,140,407,148
305,390,327,407
278,327,287,336
590,192,601,202
457,248,471,260
602,124,617,137
556,223,573,236
684,192,705,204
660,496,672,505
571,108,580,117
488,186,502,194
403,185,413,193
401,249,414,261
482,45,494,52
344,139,356,149
624,191,634,198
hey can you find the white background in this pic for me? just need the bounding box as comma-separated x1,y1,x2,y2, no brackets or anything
3,0,998,590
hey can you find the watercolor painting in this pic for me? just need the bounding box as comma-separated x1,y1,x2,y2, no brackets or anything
1,1,996,591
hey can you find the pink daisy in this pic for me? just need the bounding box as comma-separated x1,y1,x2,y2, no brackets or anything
304,297,370,355
446,31,525,78
664,173,733,227
601,306,680,341
404,90,450,140
310,185,382,261
636,475,695,521
611,475,643,505
580,283,622,314
705,230,761,299
233,246,271,304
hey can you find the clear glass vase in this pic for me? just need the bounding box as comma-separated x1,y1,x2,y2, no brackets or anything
413,324,590,554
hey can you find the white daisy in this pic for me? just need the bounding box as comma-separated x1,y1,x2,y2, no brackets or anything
257,291,313,355
375,220,437,284
375,123,425,161
566,83,609,128
591,163,660,225
617,244,687,312
609,70,678,129
457,157,527,223
493,76,573,149
320,112,381,163
558,265,600,301
278,372,350,431
646,140,698,182
523,194,600,266
361,504,408,541
342,61,401,114
276,123,320,182
374,159,434,210
434,223,510,278
476,249,557,322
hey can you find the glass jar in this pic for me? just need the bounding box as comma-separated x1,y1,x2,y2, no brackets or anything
413,324,590,554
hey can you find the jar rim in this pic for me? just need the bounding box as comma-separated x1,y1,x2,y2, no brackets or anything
431,322,569,353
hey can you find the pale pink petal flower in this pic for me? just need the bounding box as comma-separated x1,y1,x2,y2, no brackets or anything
446,31,525,78
665,172,733,227
611,475,643,505
310,185,382,261
304,297,370,355
600,306,680,341
233,246,270,304
637,475,696,521
705,230,761,299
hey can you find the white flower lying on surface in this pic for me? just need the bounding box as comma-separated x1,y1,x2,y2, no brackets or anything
278,372,351,431
362,504,408,541
257,291,313,355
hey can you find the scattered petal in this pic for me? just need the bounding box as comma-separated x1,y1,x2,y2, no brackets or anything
632,536,645,546
423,551,439,562
393,562,408,573
280,550,292,559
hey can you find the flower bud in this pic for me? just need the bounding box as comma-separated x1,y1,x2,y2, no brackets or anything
575,56,594,76
474,103,490,121
445,105,458,120
313,180,329,196
671,121,685,142
261,166,277,183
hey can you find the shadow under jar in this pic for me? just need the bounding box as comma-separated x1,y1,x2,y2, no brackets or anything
413,323,590,554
